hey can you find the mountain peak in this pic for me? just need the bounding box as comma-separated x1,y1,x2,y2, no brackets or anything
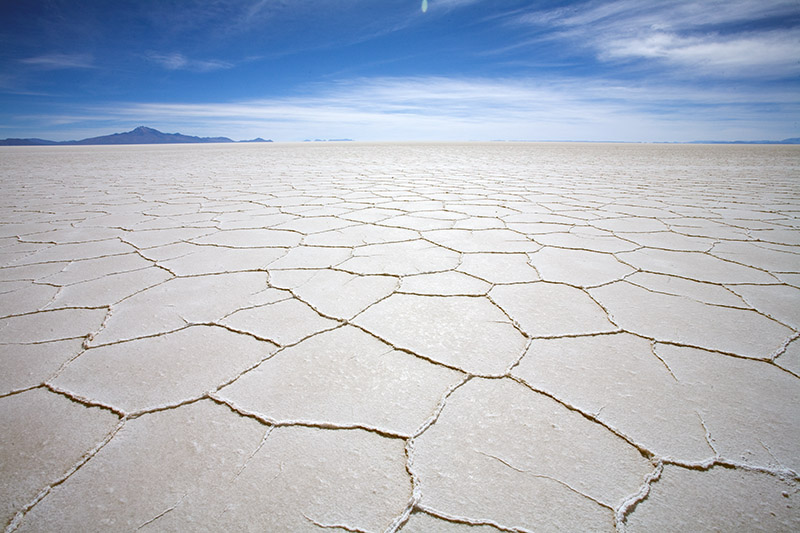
0,126,268,145
70,126,235,145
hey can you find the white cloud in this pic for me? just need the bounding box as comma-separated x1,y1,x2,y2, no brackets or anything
521,0,799,33
601,29,800,76
430,0,484,9
49,76,795,142
19,54,95,70
515,0,800,78
146,52,232,72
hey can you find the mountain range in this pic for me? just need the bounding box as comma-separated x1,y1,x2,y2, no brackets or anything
0,127,797,146
0,126,272,146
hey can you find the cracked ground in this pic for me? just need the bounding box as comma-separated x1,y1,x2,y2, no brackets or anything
1,142,798,532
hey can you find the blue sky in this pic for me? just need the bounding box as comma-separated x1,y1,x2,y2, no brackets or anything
1,0,798,142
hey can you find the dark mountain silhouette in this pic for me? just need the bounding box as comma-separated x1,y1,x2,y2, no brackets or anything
1,127,795,146
0,138,59,146
0,126,274,146
68,126,234,145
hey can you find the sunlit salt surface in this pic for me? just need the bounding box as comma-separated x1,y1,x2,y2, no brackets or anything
1,142,798,531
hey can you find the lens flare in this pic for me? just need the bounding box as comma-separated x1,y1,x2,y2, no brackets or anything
421,0,428,13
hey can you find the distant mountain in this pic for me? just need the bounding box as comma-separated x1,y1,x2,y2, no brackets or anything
0,126,270,146
240,137,273,143
67,126,234,145
0,138,59,146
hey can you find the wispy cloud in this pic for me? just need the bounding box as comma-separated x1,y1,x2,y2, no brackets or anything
429,0,485,9
19,53,95,70
514,0,800,78
518,0,799,33
146,52,233,72
601,29,800,76
45,75,795,142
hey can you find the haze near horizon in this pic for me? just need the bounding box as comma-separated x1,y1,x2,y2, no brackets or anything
1,0,798,142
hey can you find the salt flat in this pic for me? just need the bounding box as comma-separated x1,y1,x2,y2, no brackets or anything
1,142,798,532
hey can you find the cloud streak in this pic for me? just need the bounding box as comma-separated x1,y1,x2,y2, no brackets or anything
514,0,800,78
601,29,800,76
41,75,796,142
19,54,95,70
146,52,233,72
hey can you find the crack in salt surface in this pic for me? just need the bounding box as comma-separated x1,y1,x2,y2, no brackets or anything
211,393,409,440
302,514,371,533
413,506,529,532
135,492,189,531
385,376,473,532
614,461,664,532
650,342,679,383
476,450,613,511
696,411,719,457
4,417,125,533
